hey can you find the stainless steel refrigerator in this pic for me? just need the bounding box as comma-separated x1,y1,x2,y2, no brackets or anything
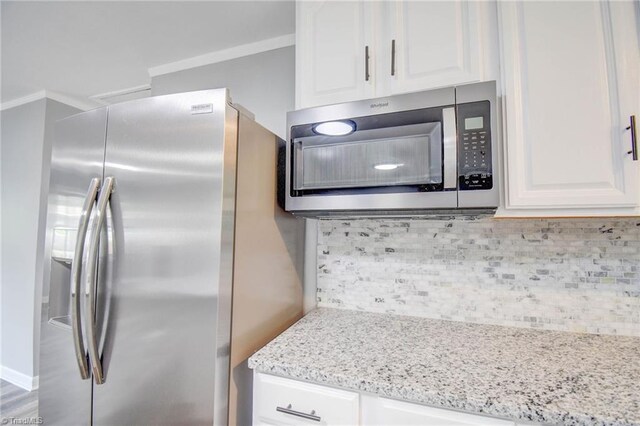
39,89,304,425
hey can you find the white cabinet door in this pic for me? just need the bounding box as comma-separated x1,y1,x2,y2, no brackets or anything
383,1,490,95
296,1,498,107
361,395,516,426
296,1,375,109
499,1,639,213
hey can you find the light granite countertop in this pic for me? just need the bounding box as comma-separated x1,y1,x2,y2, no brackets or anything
248,308,640,426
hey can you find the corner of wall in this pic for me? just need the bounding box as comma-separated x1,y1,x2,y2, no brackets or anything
303,218,318,314
1,98,46,382
32,99,83,375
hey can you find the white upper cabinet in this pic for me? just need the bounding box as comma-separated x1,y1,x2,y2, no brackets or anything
498,1,639,215
382,1,484,95
295,0,639,215
296,1,498,109
296,1,375,109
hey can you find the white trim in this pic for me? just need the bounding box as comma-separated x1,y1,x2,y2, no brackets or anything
45,90,99,111
0,91,47,111
495,206,640,218
0,365,39,391
1,90,98,112
148,33,295,77
303,219,318,314
89,84,151,105
2,33,296,111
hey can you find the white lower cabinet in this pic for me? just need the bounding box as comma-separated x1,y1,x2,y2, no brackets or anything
360,395,515,426
253,373,359,425
253,373,523,426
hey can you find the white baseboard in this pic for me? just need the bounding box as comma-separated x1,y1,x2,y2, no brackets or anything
0,365,39,391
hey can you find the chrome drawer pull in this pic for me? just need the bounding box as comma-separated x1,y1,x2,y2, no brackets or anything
276,404,321,422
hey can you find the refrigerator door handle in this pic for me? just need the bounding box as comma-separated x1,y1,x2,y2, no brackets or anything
70,177,101,380
85,176,114,385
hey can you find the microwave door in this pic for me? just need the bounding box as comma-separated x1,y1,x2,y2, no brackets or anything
293,122,443,192
287,105,459,213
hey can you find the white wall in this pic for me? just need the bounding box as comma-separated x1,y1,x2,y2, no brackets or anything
0,98,80,390
151,46,294,139
1,99,47,388
34,100,82,374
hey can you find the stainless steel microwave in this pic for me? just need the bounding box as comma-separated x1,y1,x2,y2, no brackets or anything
284,81,499,216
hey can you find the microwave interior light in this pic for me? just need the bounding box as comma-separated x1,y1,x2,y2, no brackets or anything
374,163,404,170
313,120,356,136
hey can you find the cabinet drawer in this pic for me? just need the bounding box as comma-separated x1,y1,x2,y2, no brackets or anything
253,373,359,425
362,396,516,426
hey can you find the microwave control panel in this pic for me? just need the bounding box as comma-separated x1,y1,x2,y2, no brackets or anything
457,101,492,191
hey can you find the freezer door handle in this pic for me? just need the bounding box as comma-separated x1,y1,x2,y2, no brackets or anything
85,176,114,385
70,178,100,380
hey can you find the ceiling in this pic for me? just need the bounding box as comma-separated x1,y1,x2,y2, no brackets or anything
1,1,295,107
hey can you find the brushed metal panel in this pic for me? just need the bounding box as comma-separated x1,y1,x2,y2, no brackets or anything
40,108,107,425
287,86,455,127
214,103,239,426
456,81,500,208
228,114,304,426
92,90,234,425
442,107,458,190
286,190,458,212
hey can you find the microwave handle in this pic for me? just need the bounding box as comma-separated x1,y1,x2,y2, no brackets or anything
442,107,458,190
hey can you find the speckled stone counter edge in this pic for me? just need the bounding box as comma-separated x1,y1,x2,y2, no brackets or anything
248,358,615,426
248,309,639,426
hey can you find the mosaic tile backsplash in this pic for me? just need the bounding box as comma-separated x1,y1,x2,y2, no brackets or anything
316,216,640,336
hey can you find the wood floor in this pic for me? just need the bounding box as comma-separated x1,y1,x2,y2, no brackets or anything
0,380,39,422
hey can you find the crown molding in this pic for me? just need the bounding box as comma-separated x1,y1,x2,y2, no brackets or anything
148,33,295,78
89,84,151,105
1,90,99,112
46,90,100,111
2,34,296,111
0,91,47,111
